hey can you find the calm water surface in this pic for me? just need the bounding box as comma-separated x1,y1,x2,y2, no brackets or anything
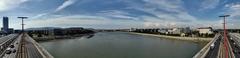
39,32,205,58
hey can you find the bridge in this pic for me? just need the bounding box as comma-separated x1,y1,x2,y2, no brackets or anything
193,33,240,58
0,33,53,58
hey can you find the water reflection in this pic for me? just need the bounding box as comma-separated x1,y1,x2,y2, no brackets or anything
86,34,94,39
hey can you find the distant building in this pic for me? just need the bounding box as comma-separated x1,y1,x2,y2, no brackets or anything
8,28,14,34
1,28,14,34
63,27,84,35
129,28,136,32
169,28,181,35
167,27,191,34
197,27,213,34
158,29,168,34
14,30,22,33
26,27,94,37
182,27,191,34
2,17,9,34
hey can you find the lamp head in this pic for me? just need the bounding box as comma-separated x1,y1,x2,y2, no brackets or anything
17,17,28,19
219,15,230,17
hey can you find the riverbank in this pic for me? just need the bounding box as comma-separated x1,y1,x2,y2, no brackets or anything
33,33,95,41
130,32,212,43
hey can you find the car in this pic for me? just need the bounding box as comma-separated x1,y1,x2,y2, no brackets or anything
5,48,12,54
0,46,2,50
210,43,215,49
12,49,16,53
10,45,15,48
233,49,237,53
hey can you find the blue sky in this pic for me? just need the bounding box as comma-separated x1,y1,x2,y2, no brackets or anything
0,0,240,29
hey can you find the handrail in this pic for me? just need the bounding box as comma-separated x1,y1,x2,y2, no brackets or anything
226,36,235,58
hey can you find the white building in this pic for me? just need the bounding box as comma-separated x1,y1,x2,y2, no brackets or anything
197,27,213,34
168,27,191,34
129,28,136,32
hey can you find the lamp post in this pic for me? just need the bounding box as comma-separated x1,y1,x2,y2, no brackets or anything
219,15,230,58
17,17,28,33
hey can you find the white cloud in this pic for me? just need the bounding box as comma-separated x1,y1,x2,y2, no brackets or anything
97,10,139,20
55,0,76,12
226,3,240,17
0,0,29,12
143,22,161,28
99,10,130,16
31,13,49,19
225,3,240,27
222,3,240,29
123,0,201,27
32,0,77,19
121,0,233,29
27,15,108,26
22,15,144,29
142,0,183,12
200,0,220,11
9,0,237,29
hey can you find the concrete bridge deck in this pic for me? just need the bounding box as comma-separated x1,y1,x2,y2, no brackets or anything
229,33,240,58
0,33,53,58
194,33,240,58
0,34,19,57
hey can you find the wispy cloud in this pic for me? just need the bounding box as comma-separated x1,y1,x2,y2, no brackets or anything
199,0,220,11
97,10,140,20
25,15,143,29
26,15,108,28
0,0,29,12
31,13,49,19
122,0,228,29
123,0,200,27
5,0,239,29
225,3,240,17
32,0,77,19
223,3,240,29
55,0,77,12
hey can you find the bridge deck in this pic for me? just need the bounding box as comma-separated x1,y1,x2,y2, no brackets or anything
229,33,240,58
193,34,220,58
194,33,240,58
16,34,43,58
0,34,18,44
1,33,53,58
0,34,19,57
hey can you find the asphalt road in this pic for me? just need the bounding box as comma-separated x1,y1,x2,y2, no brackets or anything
0,34,19,58
24,36,43,58
205,37,221,58
1,33,49,58
2,34,22,58
0,34,18,44
229,33,240,58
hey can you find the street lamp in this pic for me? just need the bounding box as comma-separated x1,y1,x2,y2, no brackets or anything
219,15,230,58
17,17,28,33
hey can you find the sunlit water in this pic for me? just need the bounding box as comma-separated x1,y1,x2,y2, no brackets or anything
39,32,205,58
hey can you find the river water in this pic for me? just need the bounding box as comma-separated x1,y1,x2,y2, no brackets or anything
39,32,205,58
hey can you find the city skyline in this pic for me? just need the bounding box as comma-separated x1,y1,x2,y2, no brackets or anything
0,0,240,29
